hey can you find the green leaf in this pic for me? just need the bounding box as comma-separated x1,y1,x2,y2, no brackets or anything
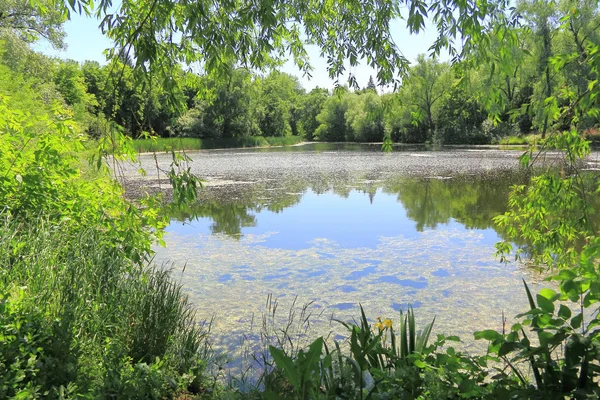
558,304,571,320
301,337,323,383
536,294,555,314
539,288,559,301
474,330,501,341
269,346,300,389
523,280,536,310
498,341,519,357
571,313,583,330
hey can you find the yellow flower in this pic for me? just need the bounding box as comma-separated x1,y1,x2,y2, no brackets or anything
374,321,384,330
384,318,393,329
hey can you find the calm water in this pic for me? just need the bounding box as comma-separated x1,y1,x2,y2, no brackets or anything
149,145,553,364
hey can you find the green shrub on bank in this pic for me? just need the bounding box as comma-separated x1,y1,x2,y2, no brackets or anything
0,218,209,398
497,134,542,146
247,276,600,399
133,135,304,153
0,59,211,398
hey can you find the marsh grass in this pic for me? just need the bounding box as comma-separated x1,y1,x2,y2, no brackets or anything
223,298,447,399
497,134,542,146
0,214,211,398
133,136,304,153
220,295,328,394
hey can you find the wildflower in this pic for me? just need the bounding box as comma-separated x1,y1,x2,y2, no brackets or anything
374,317,384,330
384,318,392,329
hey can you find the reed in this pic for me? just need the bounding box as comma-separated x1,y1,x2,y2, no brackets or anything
133,136,304,153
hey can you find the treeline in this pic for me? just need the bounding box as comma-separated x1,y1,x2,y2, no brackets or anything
4,0,598,148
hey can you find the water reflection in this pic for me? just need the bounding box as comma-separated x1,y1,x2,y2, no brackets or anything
156,168,537,352
142,145,600,377
166,170,528,244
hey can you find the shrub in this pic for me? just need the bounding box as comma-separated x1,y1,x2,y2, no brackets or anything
0,55,210,398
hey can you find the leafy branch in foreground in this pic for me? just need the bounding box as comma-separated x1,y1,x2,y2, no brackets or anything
486,14,600,397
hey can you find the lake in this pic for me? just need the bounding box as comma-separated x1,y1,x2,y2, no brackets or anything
125,143,581,367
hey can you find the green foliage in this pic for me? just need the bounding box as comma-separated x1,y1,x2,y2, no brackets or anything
487,9,600,392
133,135,304,153
0,0,66,48
192,68,262,139
345,92,386,142
0,30,209,399
173,106,206,138
2,0,600,397
497,133,542,145
268,338,325,399
54,60,93,107
314,88,350,141
473,280,600,397
0,289,48,399
297,88,329,140
399,55,452,143
260,305,519,399
258,71,303,137
0,213,210,398
435,85,488,144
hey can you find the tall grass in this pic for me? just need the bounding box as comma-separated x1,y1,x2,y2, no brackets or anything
225,297,446,399
0,214,211,398
134,136,304,153
497,134,542,146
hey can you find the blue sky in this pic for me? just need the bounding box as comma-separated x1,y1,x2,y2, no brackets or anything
35,11,448,91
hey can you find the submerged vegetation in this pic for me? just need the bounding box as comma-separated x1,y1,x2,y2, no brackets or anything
0,0,599,398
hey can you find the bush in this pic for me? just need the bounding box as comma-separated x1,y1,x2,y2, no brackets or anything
0,59,211,398
173,107,207,138
0,289,49,399
0,214,209,398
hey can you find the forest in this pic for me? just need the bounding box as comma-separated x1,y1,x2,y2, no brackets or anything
1,0,600,398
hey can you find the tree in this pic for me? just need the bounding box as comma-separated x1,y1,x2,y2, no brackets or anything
344,92,385,142
51,0,516,115
0,32,57,81
435,85,487,144
314,88,350,141
81,61,106,111
6,0,600,396
257,71,303,137
401,55,452,142
297,87,329,140
198,68,261,139
54,60,92,107
553,0,600,131
0,0,66,48
518,0,559,138
467,22,536,133
366,75,377,92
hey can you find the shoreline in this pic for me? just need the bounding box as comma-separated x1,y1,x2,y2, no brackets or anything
133,139,533,155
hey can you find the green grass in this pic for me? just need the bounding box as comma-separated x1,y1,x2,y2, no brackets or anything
0,215,212,398
133,135,304,153
497,134,542,145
